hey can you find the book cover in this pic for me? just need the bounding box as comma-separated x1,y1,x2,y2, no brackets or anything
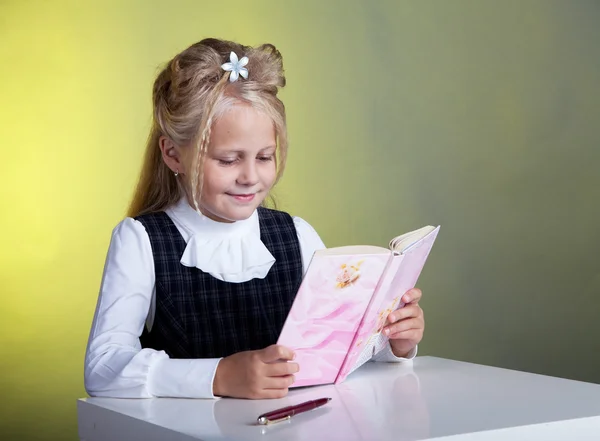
276,225,440,387
336,226,440,383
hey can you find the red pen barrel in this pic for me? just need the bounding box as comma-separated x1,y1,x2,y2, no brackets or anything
258,398,331,424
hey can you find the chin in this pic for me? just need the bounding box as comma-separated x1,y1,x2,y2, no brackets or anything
207,205,258,223
203,195,266,223
227,207,258,221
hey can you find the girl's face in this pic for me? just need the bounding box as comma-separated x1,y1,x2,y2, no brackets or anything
194,104,278,223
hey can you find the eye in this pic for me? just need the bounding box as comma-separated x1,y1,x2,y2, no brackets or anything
217,158,237,166
258,155,274,162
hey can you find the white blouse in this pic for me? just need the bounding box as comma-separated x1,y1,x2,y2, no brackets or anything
84,198,416,399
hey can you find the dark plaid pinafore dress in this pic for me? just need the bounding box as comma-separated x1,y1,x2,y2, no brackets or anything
135,207,303,358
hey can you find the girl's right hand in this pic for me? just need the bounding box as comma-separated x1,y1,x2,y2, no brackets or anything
212,344,299,399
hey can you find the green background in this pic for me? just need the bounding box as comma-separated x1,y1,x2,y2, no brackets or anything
1,1,599,439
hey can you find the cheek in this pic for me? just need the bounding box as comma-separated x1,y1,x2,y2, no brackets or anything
201,166,218,192
262,162,278,185
202,165,231,194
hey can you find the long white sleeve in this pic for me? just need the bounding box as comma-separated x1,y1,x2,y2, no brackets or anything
84,218,221,399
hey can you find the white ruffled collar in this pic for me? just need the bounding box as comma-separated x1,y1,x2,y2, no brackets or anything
165,198,275,283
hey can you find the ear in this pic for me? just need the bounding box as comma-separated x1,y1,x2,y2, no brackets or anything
159,136,184,174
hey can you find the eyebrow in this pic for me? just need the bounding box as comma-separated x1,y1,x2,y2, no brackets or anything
213,146,276,155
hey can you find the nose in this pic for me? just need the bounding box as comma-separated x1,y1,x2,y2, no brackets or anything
237,159,259,186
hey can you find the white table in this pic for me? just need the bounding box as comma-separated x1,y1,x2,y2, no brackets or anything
77,356,600,440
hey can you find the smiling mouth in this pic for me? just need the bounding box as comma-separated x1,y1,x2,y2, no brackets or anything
227,193,256,202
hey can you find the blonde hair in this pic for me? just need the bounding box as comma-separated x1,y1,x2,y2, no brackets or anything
127,38,288,217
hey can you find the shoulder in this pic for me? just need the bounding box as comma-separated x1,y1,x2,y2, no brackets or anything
108,217,151,247
133,211,171,228
292,215,326,270
292,216,326,250
130,211,181,242
291,216,322,242
257,207,326,249
103,217,155,276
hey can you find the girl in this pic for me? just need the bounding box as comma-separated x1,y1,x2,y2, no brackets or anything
84,38,425,400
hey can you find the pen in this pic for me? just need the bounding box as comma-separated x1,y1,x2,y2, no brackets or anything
256,397,332,425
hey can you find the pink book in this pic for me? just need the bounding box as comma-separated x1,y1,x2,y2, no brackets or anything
276,225,440,387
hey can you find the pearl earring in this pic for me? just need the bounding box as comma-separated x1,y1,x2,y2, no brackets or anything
174,170,179,177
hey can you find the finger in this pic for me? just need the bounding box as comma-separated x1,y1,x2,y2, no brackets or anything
402,288,422,304
260,387,290,399
383,317,423,336
264,374,295,390
388,328,423,341
386,305,423,324
264,361,299,377
246,382,290,399
260,345,296,363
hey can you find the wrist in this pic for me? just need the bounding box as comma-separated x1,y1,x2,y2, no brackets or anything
213,357,229,397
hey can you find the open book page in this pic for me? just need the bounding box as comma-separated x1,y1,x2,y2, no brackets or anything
335,254,404,382
389,225,437,253
277,251,390,387
336,226,440,383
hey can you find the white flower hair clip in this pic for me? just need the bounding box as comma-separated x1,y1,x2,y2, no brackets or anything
221,51,249,82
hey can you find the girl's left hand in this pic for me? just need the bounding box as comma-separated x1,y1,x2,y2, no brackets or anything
382,288,425,358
